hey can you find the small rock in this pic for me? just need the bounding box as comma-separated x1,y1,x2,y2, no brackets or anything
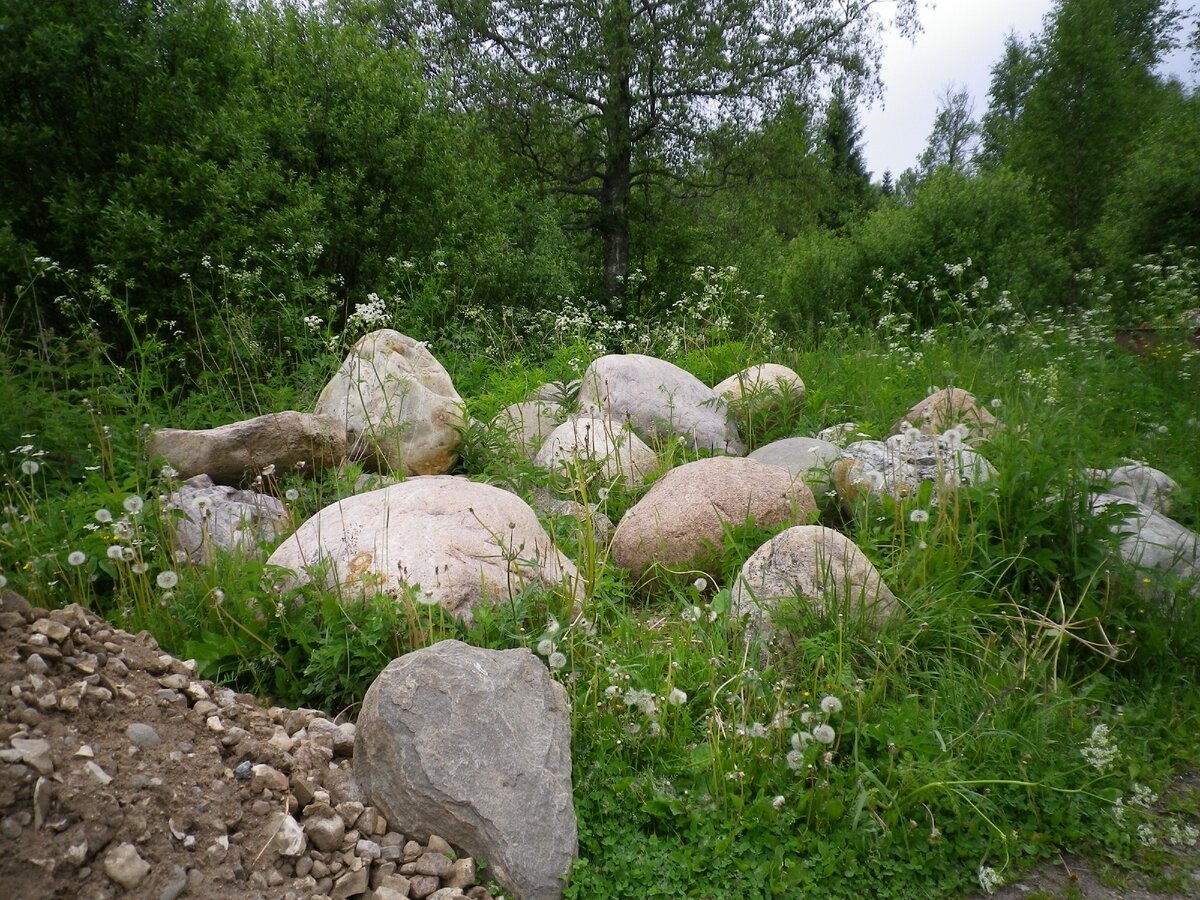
304,809,346,853
331,865,370,899
425,835,454,858
446,857,476,889
409,875,441,900
126,722,162,748
10,736,53,774
336,800,366,828
84,761,113,784
160,864,189,900
268,812,308,857
251,763,289,794
25,653,49,675
355,839,381,860
104,842,151,889
33,775,51,829
233,760,253,780
30,618,71,642
428,889,466,900
413,852,453,878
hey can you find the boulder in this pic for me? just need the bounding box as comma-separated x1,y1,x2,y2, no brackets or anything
494,400,564,460
732,525,898,649
748,437,841,496
579,354,744,454
1088,492,1200,598
356,640,576,900
831,433,994,507
1086,464,1179,515
163,474,290,565
528,380,580,405
148,411,346,485
713,363,806,406
894,387,998,441
266,477,581,621
527,489,615,549
816,423,865,446
611,457,816,581
315,329,464,475
534,415,657,487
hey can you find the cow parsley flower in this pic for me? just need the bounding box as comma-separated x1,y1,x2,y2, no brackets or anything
977,865,1002,894
1081,723,1118,771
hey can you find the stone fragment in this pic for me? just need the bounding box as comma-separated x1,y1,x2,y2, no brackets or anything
126,722,162,748
409,875,441,900
267,812,308,857
579,353,744,454
30,618,70,642
104,842,151,890
331,865,370,899
9,736,53,774
315,329,465,475
268,478,581,623
413,851,453,878
446,857,476,889
304,807,347,853
356,641,576,900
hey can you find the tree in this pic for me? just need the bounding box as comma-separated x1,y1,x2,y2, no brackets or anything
404,0,918,302
1007,0,1182,243
819,82,872,229
916,85,977,179
976,32,1037,168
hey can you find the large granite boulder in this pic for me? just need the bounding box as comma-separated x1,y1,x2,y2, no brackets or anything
732,525,898,642
534,415,657,487
148,411,346,485
266,477,581,621
1088,492,1200,598
894,387,998,441
579,354,744,454
611,457,816,581
163,474,290,564
356,640,576,900
748,437,841,496
494,399,564,461
315,329,464,475
831,433,994,507
713,363,806,407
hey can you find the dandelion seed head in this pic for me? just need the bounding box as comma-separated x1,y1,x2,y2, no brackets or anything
285,488,300,501
156,570,179,589
95,508,113,523
668,687,687,706
67,551,87,566
820,695,843,714
122,495,144,515
909,508,930,524
537,638,554,656
548,651,567,670
20,460,40,475
813,724,836,745
106,545,124,561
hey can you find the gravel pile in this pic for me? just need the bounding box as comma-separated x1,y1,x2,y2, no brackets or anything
0,590,501,900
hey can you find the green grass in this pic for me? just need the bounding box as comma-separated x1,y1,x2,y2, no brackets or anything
2,260,1199,898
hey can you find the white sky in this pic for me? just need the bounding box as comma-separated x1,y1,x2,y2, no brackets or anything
860,0,1197,179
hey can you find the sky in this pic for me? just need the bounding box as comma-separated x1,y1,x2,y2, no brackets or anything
859,0,1196,179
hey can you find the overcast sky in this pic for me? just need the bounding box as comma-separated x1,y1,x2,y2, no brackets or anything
859,0,1196,179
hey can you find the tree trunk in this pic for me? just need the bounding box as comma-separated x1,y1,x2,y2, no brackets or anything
600,161,631,305
599,0,634,311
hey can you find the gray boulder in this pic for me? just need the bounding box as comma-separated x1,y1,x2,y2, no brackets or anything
611,456,816,581
534,415,657,487
148,411,346,485
579,353,744,454
831,433,994,508
315,329,465,475
266,477,581,622
748,437,841,496
356,640,576,900
494,400,564,460
163,474,290,565
1087,464,1179,515
893,386,998,441
732,525,898,653
713,363,806,407
1088,492,1200,598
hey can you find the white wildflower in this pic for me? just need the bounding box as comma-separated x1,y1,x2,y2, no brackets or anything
1081,723,1119,771
977,865,1002,894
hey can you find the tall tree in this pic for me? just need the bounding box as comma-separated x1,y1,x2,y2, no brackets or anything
976,32,1037,168
1007,0,1182,242
403,0,918,302
916,84,977,179
819,81,872,229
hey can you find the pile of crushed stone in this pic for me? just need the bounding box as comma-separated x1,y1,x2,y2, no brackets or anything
0,590,503,900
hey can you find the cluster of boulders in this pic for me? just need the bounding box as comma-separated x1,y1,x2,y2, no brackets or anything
129,328,1200,897
0,592,535,899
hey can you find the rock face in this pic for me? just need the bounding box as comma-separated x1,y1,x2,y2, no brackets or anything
494,400,564,460
1088,463,1179,515
148,411,347,485
831,433,994,507
579,354,744,454
1088,492,1200,597
534,415,657,487
732,525,898,650
356,640,577,900
163,474,291,564
611,457,816,581
315,329,465,475
713,363,806,406
894,387,998,440
266,477,581,621
748,437,840,495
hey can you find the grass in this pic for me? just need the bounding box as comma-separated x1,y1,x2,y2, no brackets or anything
2,259,1199,897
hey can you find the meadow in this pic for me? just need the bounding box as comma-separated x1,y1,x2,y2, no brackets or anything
2,256,1199,898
